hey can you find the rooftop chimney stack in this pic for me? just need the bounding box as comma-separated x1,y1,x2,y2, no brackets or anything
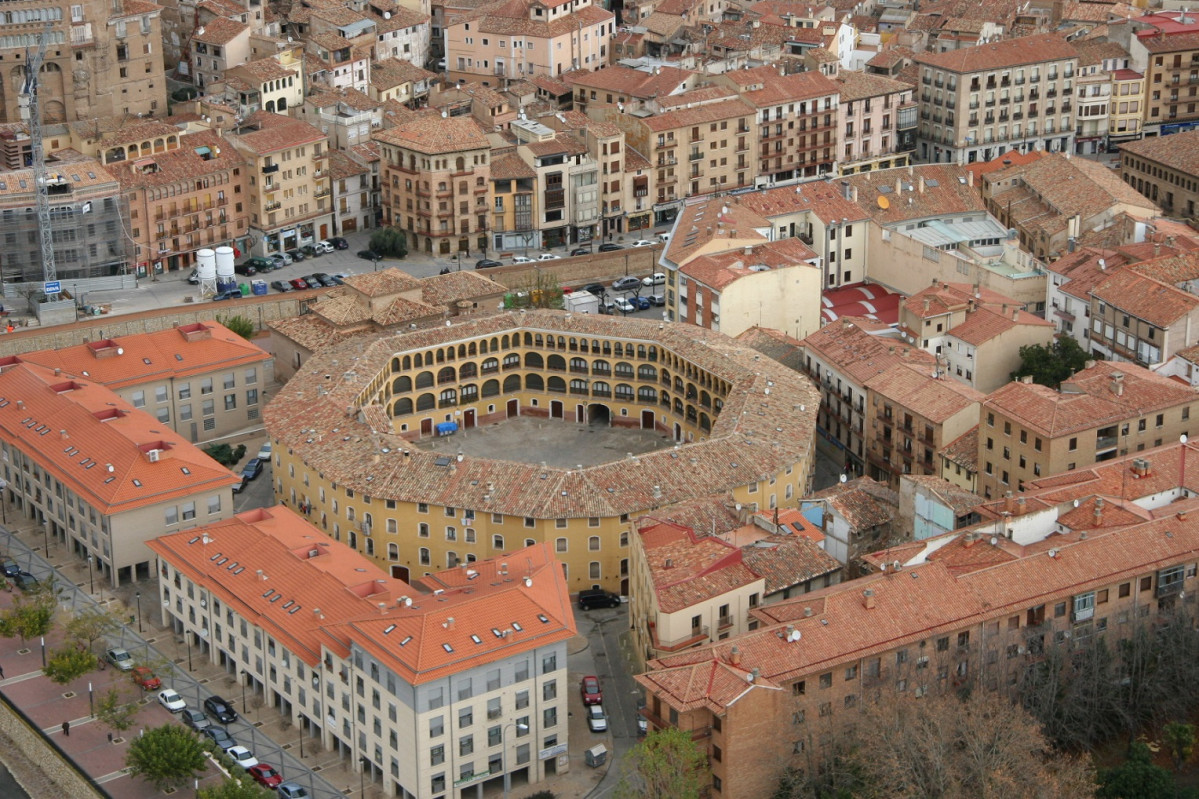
730,645,742,666
1093,496,1105,526
863,589,876,609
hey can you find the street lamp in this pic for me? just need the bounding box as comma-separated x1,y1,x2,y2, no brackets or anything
240,670,248,718
455,252,462,272
88,681,94,717
40,635,45,667
502,721,529,799
186,634,193,671
86,554,94,595
135,591,142,632
359,755,367,797
372,254,381,272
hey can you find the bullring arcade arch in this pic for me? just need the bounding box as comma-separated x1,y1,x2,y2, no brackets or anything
587,403,611,426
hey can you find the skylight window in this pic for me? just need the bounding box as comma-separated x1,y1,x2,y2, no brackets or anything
400,636,413,646
470,635,482,644
383,624,396,635
511,622,523,632
537,614,549,624
442,643,453,653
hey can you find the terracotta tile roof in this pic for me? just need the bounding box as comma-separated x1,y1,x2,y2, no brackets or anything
109,131,246,189
268,314,362,352
656,86,736,109
265,311,822,520
801,316,935,387
901,280,1018,320
1140,31,1199,54
637,520,761,613
529,74,572,96
734,326,805,372
229,113,326,155
844,164,988,224
490,152,537,180
1090,268,1199,328
0,362,237,514
949,305,1053,346
194,16,248,45
833,70,913,101
740,533,840,594
312,292,376,326
329,149,368,181
809,476,897,530
737,180,868,226
865,362,985,422
915,32,1077,73
227,57,297,84
419,270,507,307
341,268,422,296
370,58,435,90
641,97,755,132
88,119,181,149
742,71,838,108
679,239,818,291
374,116,489,154
374,6,429,32
939,425,978,471
150,510,576,682
307,86,378,112
983,360,1199,438
1121,129,1199,179
1046,247,1129,301
567,65,695,99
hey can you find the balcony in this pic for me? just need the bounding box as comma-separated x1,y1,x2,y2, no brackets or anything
314,187,331,199
649,621,710,653
262,163,279,174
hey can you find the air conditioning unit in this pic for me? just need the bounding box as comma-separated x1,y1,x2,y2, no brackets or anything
148,449,161,462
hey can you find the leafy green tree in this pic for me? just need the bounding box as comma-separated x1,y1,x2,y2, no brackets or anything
43,646,97,684
198,776,273,799
125,724,208,791
369,227,408,258
0,582,57,642
95,687,139,732
615,727,709,799
217,314,255,340
1164,722,1195,773
506,270,565,310
65,608,121,654
1011,336,1092,388
1097,740,1175,799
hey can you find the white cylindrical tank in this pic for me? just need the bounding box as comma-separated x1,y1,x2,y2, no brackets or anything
196,248,217,282
215,246,236,291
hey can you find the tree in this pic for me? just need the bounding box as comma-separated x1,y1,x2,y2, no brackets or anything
198,776,273,799
43,646,97,684
95,687,139,732
0,582,57,642
615,727,709,799
65,608,121,654
1011,337,1092,388
1163,722,1195,773
1097,740,1175,799
506,270,565,310
217,314,255,340
369,227,408,258
203,443,246,467
125,724,208,791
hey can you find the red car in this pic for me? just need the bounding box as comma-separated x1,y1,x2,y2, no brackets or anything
289,278,310,290
249,763,283,788
132,666,161,691
580,675,602,706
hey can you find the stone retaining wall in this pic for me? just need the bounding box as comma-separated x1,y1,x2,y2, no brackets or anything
0,700,102,799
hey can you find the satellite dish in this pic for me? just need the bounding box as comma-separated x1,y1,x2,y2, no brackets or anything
877,195,890,210
839,473,848,483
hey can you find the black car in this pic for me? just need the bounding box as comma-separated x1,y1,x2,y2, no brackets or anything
475,259,502,269
329,236,350,250
582,283,606,297
203,725,238,751
578,588,621,609
270,280,293,293
1,557,19,578
213,289,242,301
242,458,264,481
204,696,238,724
312,273,337,287
570,248,591,256
286,249,305,263
12,571,38,591
598,243,624,252
357,249,381,261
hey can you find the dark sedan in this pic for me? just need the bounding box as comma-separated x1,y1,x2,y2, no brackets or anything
270,280,293,293
202,725,237,751
598,242,624,252
329,236,350,250
241,458,264,481
570,248,591,256
357,249,381,261
475,259,502,269
203,696,238,724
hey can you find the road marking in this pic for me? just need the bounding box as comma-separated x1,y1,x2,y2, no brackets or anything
41,716,95,734
0,670,46,686
94,768,131,784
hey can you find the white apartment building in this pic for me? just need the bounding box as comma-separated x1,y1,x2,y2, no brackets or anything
149,509,575,799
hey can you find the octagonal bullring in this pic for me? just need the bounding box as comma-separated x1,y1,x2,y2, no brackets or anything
264,310,821,593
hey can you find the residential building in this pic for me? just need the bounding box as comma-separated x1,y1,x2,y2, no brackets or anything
804,476,898,568
914,32,1080,164
192,18,252,94
799,317,935,477
329,150,374,235
110,130,250,277
897,474,984,542
306,33,373,94
19,321,271,444
864,361,985,489
372,6,431,66
566,66,699,113
511,118,599,248
376,115,492,255
938,426,979,492
1108,68,1146,146
226,112,334,256
1071,40,1128,155
443,0,615,86
264,311,821,593
218,49,306,116
982,152,1158,260
1087,255,1199,366
0,0,167,124
149,513,575,799
977,360,1199,499
1127,13,1199,137
489,152,539,254
369,59,438,107
833,70,918,174
1120,129,1199,219
299,88,381,152
0,360,236,587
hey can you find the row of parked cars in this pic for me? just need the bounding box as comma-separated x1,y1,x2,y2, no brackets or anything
187,238,351,283
474,238,665,269
105,644,306,797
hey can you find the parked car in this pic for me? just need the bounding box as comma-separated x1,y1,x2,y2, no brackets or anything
13,571,37,590
233,262,257,277
249,763,283,788
230,478,245,494
633,296,651,311
475,259,502,269
158,689,187,712
312,273,337,287
1,557,19,578
578,588,621,609
642,272,666,287
328,236,350,250
614,297,635,314
598,242,624,252
286,249,305,263
181,707,210,731
537,253,561,261
300,244,321,258
315,240,336,254
277,783,310,799
570,248,591,256
212,289,243,301
649,293,666,307
271,252,293,268
631,239,654,247
356,249,380,261
228,746,259,770
204,695,238,724
580,675,603,705
242,458,264,481
132,666,162,691
612,276,641,291
587,704,609,732
202,725,238,752
289,278,310,291
105,648,133,671
582,283,606,297
511,255,534,264
257,442,272,461
305,274,327,289
270,280,293,293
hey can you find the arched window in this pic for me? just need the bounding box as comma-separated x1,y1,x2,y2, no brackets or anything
439,388,457,408
416,393,436,411
588,536,600,551
502,353,521,369
555,537,568,552
592,359,610,375
547,354,566,371
461,384,478,402
419,547,431,565
570,357,588,373
638,386,657,403
481,358,499,374
503,374,522,392
592,381,611,397
570,379,588,395
392,375,412,393
437,366,456,384
365,538,375,556
482,379,501,397
415,371,434,388
524,352,544,368
393,398,413,416
547,376,567,393
638,364,658,380
614,362,634,378
526,374,544,391
459,362,477,380
387,542,399,561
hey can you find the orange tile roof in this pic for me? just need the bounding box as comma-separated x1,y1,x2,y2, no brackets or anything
20,321,268,390
801,316,936,386
679,239,819,291
0,362,236,514
638,519,760,612
915,32,1078,72
864,362,985,423
150,508,576,681
939,425,978,471
1088,268,1198,328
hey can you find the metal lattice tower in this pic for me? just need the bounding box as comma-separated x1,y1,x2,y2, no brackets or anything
18,25,56,294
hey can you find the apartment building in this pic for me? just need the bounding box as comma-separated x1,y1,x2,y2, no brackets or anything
370,58,438,107
110,130,249,277
306,33,373,94
1109,68,1146,145
444,0,614,86
511,118,599,248
1087,261,1199,367
0,361,236,587
227,113,334,256
977,360,1199,499
800,317,936,477
938,427,978,492
0,0,167,124
1120,129,1199,219
219,49,306,116
567,65,698,113
1071,40,1128,155
834,70,918,174
299,88,381,152
376,115,492,255
915,32,1080,164
329,150,373,234
805,476,898,568
1130,17,1199,137
489,153,539,253
149,512,575,799
864,362,984,489
191,18,252,94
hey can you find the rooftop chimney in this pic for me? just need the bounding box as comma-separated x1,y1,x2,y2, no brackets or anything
968,169,974,187
730,645,742,666
918,176,926,194
1012,308,1019,321
863,589,876,609
1093,496,1105,526
1111,372,1124,397
803,607,813,617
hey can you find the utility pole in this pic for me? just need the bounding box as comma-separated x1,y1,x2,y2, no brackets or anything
19,25,57,298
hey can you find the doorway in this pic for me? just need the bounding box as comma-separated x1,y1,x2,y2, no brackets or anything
506,399,519,418
551,400,564,419
391,565,410,581
463,409,476,429
420,418,433,436
587,403,611,426
641,410,655,430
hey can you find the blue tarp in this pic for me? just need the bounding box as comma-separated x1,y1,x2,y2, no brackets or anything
436,422,458,436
